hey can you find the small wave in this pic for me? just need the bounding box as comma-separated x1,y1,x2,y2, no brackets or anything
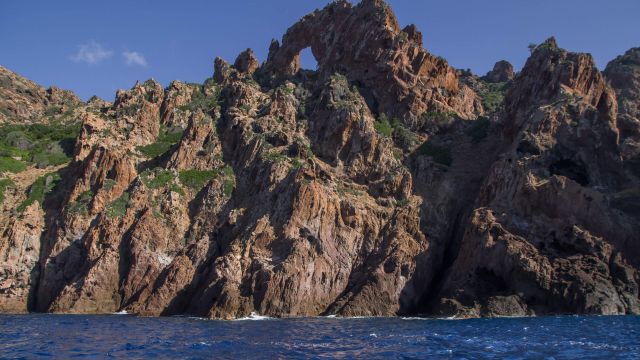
234,312,273,321
401,316,461,321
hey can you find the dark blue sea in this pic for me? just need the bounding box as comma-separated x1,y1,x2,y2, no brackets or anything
0,314,638,359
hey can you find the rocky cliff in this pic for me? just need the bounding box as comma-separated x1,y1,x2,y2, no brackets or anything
0,0,638,319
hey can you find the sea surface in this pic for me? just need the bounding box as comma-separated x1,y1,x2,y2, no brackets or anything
0,314,638,359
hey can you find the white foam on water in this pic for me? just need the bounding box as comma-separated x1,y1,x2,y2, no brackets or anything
234,312,273,321
401,316,462,321
186,316,208,321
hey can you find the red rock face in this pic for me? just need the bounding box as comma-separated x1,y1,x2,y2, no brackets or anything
484,60,514,83
605,48,640,167
262,0,482,124
0,4,639,319
433,38,640,317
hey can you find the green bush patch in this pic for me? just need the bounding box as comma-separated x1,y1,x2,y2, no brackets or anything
178,165,235,196
419,141,452,166
138,142,173,158
67,190,93,215
140,168,174,189
106,192,130,218
374,116,394,138
395,198,409,207
478,82,508,114
137,125,183,159
0,122,80,170
374,114,417,149
179,169,217,190
0,178,14,203
223,179,235,197
17,172,61,212
177,86,220,113
0,156,27,173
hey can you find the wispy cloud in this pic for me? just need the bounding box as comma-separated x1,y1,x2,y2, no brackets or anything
70,41,113,65
123,51,148,67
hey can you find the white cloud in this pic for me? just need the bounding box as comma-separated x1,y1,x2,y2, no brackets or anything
123,51,148,67
70,41,113,65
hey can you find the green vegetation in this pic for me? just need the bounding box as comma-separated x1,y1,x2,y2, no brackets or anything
374,116,394,137
329,73,364,110
465,117,491,143
478,82,508,114
395,198,409,207
291,158,304,170
419,141,452,166
534,40,561,53
137,125,183,158
0,108,14,120
393,123,417,150
0,122,81,171
170,183,186,195
177,164,236,197
374,114,417,149
395,31,409,43
17,172,61,212
142,163,234,196
0,178,14,203
0,156,27,173
179,169,217,190
263,150,287,163
222,165,235,197
103,179,117,191
278,85,295,95
119,102,142,117
223,179,235,197
137,142,172,158
67,190,93,215
178,86,220,113
106,192,130,218
44,105,62,117
140,168,175,189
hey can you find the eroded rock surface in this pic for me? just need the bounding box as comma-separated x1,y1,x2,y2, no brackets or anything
0,4,638,319
433,38,640,317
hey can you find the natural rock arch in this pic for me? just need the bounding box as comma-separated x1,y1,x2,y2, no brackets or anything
261,0,481,123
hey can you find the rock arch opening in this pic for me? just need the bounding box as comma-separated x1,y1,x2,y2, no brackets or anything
299,47,318,71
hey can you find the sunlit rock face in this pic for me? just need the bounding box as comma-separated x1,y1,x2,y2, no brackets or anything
0,2,638,319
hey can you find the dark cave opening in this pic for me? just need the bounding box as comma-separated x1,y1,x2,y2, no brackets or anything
549,159,590,186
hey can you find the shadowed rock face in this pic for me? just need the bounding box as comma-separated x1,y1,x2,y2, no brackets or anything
0,4,639,319
605,48,640,170
433,38,640,317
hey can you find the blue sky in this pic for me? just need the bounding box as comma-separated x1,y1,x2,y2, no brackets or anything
1,0,638,101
